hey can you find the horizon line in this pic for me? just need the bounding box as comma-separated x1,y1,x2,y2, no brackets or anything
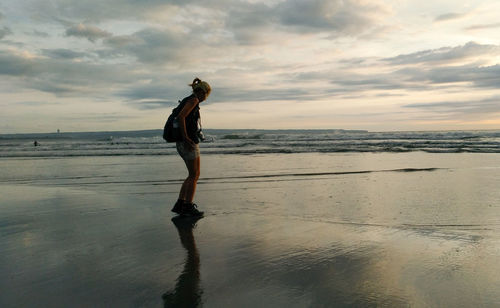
1,127,499,136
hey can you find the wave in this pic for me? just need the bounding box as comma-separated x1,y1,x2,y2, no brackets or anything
220,134,263,140
1,147,500,158
1,129,499,157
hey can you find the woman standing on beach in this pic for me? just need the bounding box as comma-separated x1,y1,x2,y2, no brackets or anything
171,78,211,217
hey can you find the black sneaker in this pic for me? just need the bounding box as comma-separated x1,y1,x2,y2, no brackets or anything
171,199,183,214
180,202,204,217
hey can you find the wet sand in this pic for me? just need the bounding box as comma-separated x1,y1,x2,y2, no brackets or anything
1,153,500,307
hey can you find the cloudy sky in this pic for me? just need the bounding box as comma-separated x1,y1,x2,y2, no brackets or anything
1,0,500,133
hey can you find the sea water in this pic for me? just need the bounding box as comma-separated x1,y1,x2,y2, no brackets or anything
1,129,499,158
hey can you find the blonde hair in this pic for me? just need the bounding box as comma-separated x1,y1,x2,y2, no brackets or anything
189,77,211,97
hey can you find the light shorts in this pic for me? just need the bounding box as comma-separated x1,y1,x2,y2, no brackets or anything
176,142,200,161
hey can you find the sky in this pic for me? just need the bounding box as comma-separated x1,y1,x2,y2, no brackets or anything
1,0,500,133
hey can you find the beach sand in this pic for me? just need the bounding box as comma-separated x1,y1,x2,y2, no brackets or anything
1,152,500,307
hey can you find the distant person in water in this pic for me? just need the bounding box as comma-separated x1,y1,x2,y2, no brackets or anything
171,78,211,217
34,140,39,146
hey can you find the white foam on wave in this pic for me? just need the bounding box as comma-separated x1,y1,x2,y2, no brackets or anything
1,129,499,157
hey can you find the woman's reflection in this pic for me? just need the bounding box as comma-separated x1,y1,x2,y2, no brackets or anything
163,216,203,307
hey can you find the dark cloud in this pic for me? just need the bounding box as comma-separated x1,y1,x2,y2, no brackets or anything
41,48,88,59
225,0,390,44
465,22,500,31
403,64,500,88
434,12,467,22
404,96,500,118
28,0,196,23
30,80,80,95
377,42,500,90
0,49,143,97
97,28,196,65
31,30,50,37
65,23,112,42
224,2,274,44
276,0,388,35
331,63,500,92
383,41,500,65
104,35,140,47
0,26,12,39
31,0,389,46
285,42,500,95
0,51,38,76
288,68,426,94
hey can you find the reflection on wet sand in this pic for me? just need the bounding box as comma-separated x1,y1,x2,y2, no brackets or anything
163,216,203,308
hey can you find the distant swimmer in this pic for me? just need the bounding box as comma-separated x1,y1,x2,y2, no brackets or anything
170,78,211,217
34,140,39,146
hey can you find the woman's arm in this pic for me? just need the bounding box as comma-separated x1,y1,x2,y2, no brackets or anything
176,96,199,149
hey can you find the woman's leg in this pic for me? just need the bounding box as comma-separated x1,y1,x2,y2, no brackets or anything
178,156,200,203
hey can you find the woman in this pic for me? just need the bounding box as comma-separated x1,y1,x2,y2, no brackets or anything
171,78,211,217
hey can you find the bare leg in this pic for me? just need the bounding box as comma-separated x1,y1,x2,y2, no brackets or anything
178,157,200,203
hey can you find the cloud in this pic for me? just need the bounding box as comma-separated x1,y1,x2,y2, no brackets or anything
0,26,12,39
404,96,500,119
21,0,392,50
215,87,316,103
284,41,500,95
0,50,39,76
224,0,391,44
41,48,88,60
27,0,187,23
118,81,184,102
93,27,207,66
402,64,500,89
104,28,185,64
31,30,50,38
330,63,500,93
333,74,418,91
0,49,142,97
104,35,140,47
276,0,390,35
383,41,500,65
129,100,177,110
119,77,319,110
434,12,467,22
14,101,61,106
65,23,112,42
465,22,500,31
62,113,135,122
223,2,274,44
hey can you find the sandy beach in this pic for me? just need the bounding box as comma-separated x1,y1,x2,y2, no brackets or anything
1,152,500,307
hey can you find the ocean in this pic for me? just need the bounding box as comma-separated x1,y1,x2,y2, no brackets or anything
1,129,499,158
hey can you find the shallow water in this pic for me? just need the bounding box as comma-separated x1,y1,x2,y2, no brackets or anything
1,153,500,307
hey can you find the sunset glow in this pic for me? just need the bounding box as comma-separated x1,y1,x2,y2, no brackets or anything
1,0,499,133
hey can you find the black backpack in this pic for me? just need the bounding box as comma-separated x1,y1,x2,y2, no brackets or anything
163,95,201,143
